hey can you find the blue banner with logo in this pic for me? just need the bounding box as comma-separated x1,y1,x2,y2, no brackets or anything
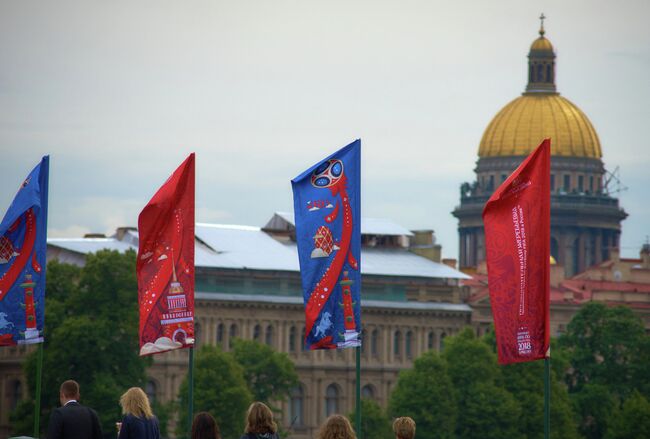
292,140,361,350
0,156,49,346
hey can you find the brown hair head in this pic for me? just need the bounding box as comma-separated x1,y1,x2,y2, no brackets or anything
191,412,221,439
244,402,277,434
317,415,357,439
393,417,416,439
119,387,154,419
60,380,80,399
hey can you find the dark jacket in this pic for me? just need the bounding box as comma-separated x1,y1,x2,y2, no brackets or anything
239,433,280,439
46,401,102,439
118,413,160,439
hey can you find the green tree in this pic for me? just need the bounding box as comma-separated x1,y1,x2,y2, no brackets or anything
348,398,393,439
10,251,150,437
560,302,649,398
443,328,523,439
389,351,457,439
231,338,298,409
176,345,252,439
605,392,650,439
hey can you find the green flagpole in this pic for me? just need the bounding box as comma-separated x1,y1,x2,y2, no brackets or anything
544,355,550,439
355,346,361,438
188,346,194,439
33,342,44,438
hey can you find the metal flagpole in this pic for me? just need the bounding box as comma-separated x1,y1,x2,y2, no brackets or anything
33,342,44,438
355,345,361,438
188,346,195,438
544,355,551,439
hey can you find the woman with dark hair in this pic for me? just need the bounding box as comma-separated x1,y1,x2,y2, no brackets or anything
239,402,279,439
191,412,221,439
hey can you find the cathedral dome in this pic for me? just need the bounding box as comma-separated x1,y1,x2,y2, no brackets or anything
477,17,602,159
478,94,602,158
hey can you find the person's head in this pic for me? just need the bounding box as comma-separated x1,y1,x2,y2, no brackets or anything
119,387,154,419
317,415,356,439
191,412,221,439
59,380,80,405
244,402,277,435
393,417,416,439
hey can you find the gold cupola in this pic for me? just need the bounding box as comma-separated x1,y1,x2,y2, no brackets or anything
477,15,602,159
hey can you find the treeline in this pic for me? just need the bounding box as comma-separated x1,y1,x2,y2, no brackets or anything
9,250,650,439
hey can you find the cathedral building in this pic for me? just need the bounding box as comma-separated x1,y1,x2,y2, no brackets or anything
453,19,627,276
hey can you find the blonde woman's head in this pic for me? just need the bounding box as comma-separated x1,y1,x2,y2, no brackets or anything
317,415,356,439
244,402,277,434
393,417,416,439
120,387,154,419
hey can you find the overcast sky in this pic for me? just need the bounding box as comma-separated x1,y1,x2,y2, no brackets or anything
1,0,648,260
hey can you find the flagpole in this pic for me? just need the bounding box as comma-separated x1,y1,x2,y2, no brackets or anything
355,345,361,438
33,342,44,438
187,346,195,438
544,356,550,439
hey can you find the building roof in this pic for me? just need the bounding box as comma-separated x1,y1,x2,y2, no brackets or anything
195,292,472,313
270,211,414,236
48,221,469,280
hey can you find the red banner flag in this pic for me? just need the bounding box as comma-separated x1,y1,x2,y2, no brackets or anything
137,154,195,356
482,139,550,364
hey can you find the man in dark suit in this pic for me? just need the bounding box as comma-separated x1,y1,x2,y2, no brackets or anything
46,380,103,439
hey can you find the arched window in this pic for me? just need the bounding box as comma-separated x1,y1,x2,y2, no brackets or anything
325,384,339,416
371,329,379,356
216,323,224,347
289,326,297,352
253,324,261,342
405,331,413,358
361,384,375,400
10,380,22,410
145,380,157,404
265,325,273,346
439,332,447,351
289,385,304,426
394,331,401,357
546,64,552,83
427,331,434,350
536,63,544,82
229,324,238,348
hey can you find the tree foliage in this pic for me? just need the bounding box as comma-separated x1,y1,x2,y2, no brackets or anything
231,338,298,409
10,252,149,437
389,350,458,439
176,345,252,439
348,398,393,439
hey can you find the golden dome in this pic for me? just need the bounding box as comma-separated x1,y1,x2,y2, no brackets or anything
530,36,553,52
478,94,602,158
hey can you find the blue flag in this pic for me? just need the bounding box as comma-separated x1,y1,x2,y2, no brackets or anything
292,140,361,350
0,156,49,346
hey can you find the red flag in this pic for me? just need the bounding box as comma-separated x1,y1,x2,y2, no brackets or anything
482,140,550,364
137,154,195,356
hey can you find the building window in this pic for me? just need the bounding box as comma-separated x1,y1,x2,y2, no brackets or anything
265,325,273,346
405,331,413,359
371,329,379,356
439,333,447,351
229,324,238,348
488,175,495,191
394,331,401,357
301,328,307,351
217,323,224,347
550,174,555,192
578,175,584,192
145,380,157,404
551,237,559,263
253,324,261,341
10,380,22,410
427,331,434,350
194,322,201,345
500,174,507,183
289,326,297,352
361,384,375,400
563,175,571,192
589,175,594,193
325,384,339,417
289,385,304,426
